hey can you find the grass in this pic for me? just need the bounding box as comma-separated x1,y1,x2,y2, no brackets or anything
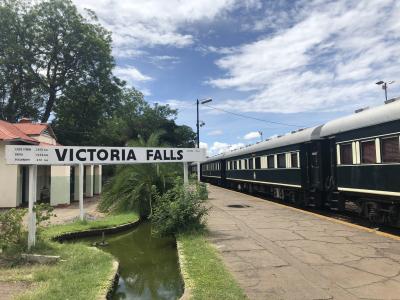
177,232,247,300
0,212,139,300
42,211,138,239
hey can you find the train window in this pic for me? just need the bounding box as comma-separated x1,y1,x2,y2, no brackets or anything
277,153,286,168
361,140,376,163
249,158,253,169
291,152,298,168
381,136,400,163
267,155,274,168
255,157,261,169
244,159,248,169
340,143,352,164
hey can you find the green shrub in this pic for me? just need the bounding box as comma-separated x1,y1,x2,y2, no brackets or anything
197,182,208,200
34,203,56,229
152,179,208,236
0,208,27,251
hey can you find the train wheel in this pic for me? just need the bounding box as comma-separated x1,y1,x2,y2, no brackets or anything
388,205,399,227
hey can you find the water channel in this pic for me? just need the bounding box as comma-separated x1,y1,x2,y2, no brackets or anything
77,222,183,300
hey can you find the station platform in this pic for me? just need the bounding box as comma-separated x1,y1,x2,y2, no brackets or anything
206,185,400,300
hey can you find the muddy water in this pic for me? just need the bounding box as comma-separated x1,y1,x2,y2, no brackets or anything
80,222,183,300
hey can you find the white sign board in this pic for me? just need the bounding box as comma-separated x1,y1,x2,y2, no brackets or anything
5,145,206,165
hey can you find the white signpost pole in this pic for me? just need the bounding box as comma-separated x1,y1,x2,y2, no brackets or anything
78,164,84,221
197,162,200,182
28,165,37,250
183,162,188,185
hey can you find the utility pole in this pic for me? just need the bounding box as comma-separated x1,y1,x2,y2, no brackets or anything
196,99,200,148
195,98,212,182
376,80,395,101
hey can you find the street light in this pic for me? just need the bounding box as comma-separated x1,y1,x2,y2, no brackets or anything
196,98,212,182
376,80,395,101
196,98,212,148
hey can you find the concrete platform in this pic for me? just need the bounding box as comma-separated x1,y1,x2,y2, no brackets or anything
206,185,400,300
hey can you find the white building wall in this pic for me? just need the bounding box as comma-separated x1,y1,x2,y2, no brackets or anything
0,141,20,207
50,166,70,206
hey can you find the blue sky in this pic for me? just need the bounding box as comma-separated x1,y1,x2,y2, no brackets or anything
74,0,400,155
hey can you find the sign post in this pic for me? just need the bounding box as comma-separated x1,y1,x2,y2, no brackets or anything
5,145,206,249
183,162,188,185
28,165,37,250
78,164,84,221
197,162,201,182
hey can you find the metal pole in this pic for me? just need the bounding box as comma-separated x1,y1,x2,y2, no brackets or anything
384,83,388,101
28,165,37,250
183,162,188,185
79,163,84,221
196,99,200,148
196,99,201,182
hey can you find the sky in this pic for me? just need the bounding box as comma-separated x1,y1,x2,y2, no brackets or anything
73,0,400,156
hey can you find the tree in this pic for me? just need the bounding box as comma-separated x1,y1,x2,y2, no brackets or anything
0,0,41,121
0,0,119,123
0,0,197,149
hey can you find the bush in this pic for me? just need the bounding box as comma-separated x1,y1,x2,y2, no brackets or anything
0,208,27,251
34,203,56,229
197,182,208,200
152,179,209,236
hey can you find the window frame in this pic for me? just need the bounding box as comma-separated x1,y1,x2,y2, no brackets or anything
277,153,286,168
291,152,299,168
339,142,353,165
360,139,377,164
381,135,400,163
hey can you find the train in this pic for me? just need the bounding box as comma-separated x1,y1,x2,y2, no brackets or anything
199,98,400,227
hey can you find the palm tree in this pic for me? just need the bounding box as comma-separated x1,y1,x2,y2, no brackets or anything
99,132,182,218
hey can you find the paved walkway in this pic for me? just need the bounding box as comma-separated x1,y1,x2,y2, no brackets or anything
206,185,400,300
22,196,103,226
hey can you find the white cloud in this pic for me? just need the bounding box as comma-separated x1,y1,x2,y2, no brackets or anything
207,130,223,136
243,131,260,140
112,48,145,58
199,142,208,149
114,66,152,84
74,0,260,51
209,141,245,155
208,0,400,113
157,99,193,110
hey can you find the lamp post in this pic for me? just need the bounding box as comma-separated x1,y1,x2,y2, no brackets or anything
376,80,395,101
196,98,212,181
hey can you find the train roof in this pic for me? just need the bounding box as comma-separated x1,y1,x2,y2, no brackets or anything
204,125,322,161
320,99,400,137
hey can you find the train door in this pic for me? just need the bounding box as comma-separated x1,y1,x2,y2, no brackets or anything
310,142,321,189
220,160,226,186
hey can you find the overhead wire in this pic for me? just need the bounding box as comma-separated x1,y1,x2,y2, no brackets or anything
202,104,306,128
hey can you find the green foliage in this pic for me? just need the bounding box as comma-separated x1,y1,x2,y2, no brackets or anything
33,203,55,229
197,182,208,200
0,0,119,123
152,179,209,236
0,208,27,250
99,133,182,217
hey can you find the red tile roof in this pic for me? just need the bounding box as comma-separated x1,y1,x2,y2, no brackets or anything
14,123,48,135
0,120,39,144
